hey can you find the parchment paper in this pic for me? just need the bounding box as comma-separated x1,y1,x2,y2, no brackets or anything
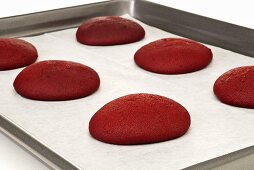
1,14,254,170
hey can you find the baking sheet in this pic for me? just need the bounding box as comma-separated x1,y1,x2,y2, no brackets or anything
1,14,254,170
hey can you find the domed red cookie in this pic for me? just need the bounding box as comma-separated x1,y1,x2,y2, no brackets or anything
13,60,100,101
134,38,213,74
0,38,38,71
76,16,145,46
89,93,191,145
214,66,254,108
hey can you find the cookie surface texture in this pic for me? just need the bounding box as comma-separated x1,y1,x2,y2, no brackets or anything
214,66,254,108
0,38,38,70
134,38,212,74
76,16,145,46
89,93,191,145
14,60,100,101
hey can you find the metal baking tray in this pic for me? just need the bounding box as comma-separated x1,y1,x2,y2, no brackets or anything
1,0,254,169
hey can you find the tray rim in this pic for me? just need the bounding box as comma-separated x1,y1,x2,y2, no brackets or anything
0,114,82,170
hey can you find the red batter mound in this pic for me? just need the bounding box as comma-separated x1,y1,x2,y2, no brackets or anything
89,93,191,145
0,38,38,71
214,66,254,108
76,16,145,46
134,38,213,74
13,60,100,101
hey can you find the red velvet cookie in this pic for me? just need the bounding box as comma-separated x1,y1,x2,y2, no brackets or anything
134,38,213,74
89,93,191,145
13,60,100,101
214,66,254,108
0,38,38,71
76,16,145,46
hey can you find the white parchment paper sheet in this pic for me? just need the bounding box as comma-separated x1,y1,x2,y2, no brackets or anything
1,15,254,170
